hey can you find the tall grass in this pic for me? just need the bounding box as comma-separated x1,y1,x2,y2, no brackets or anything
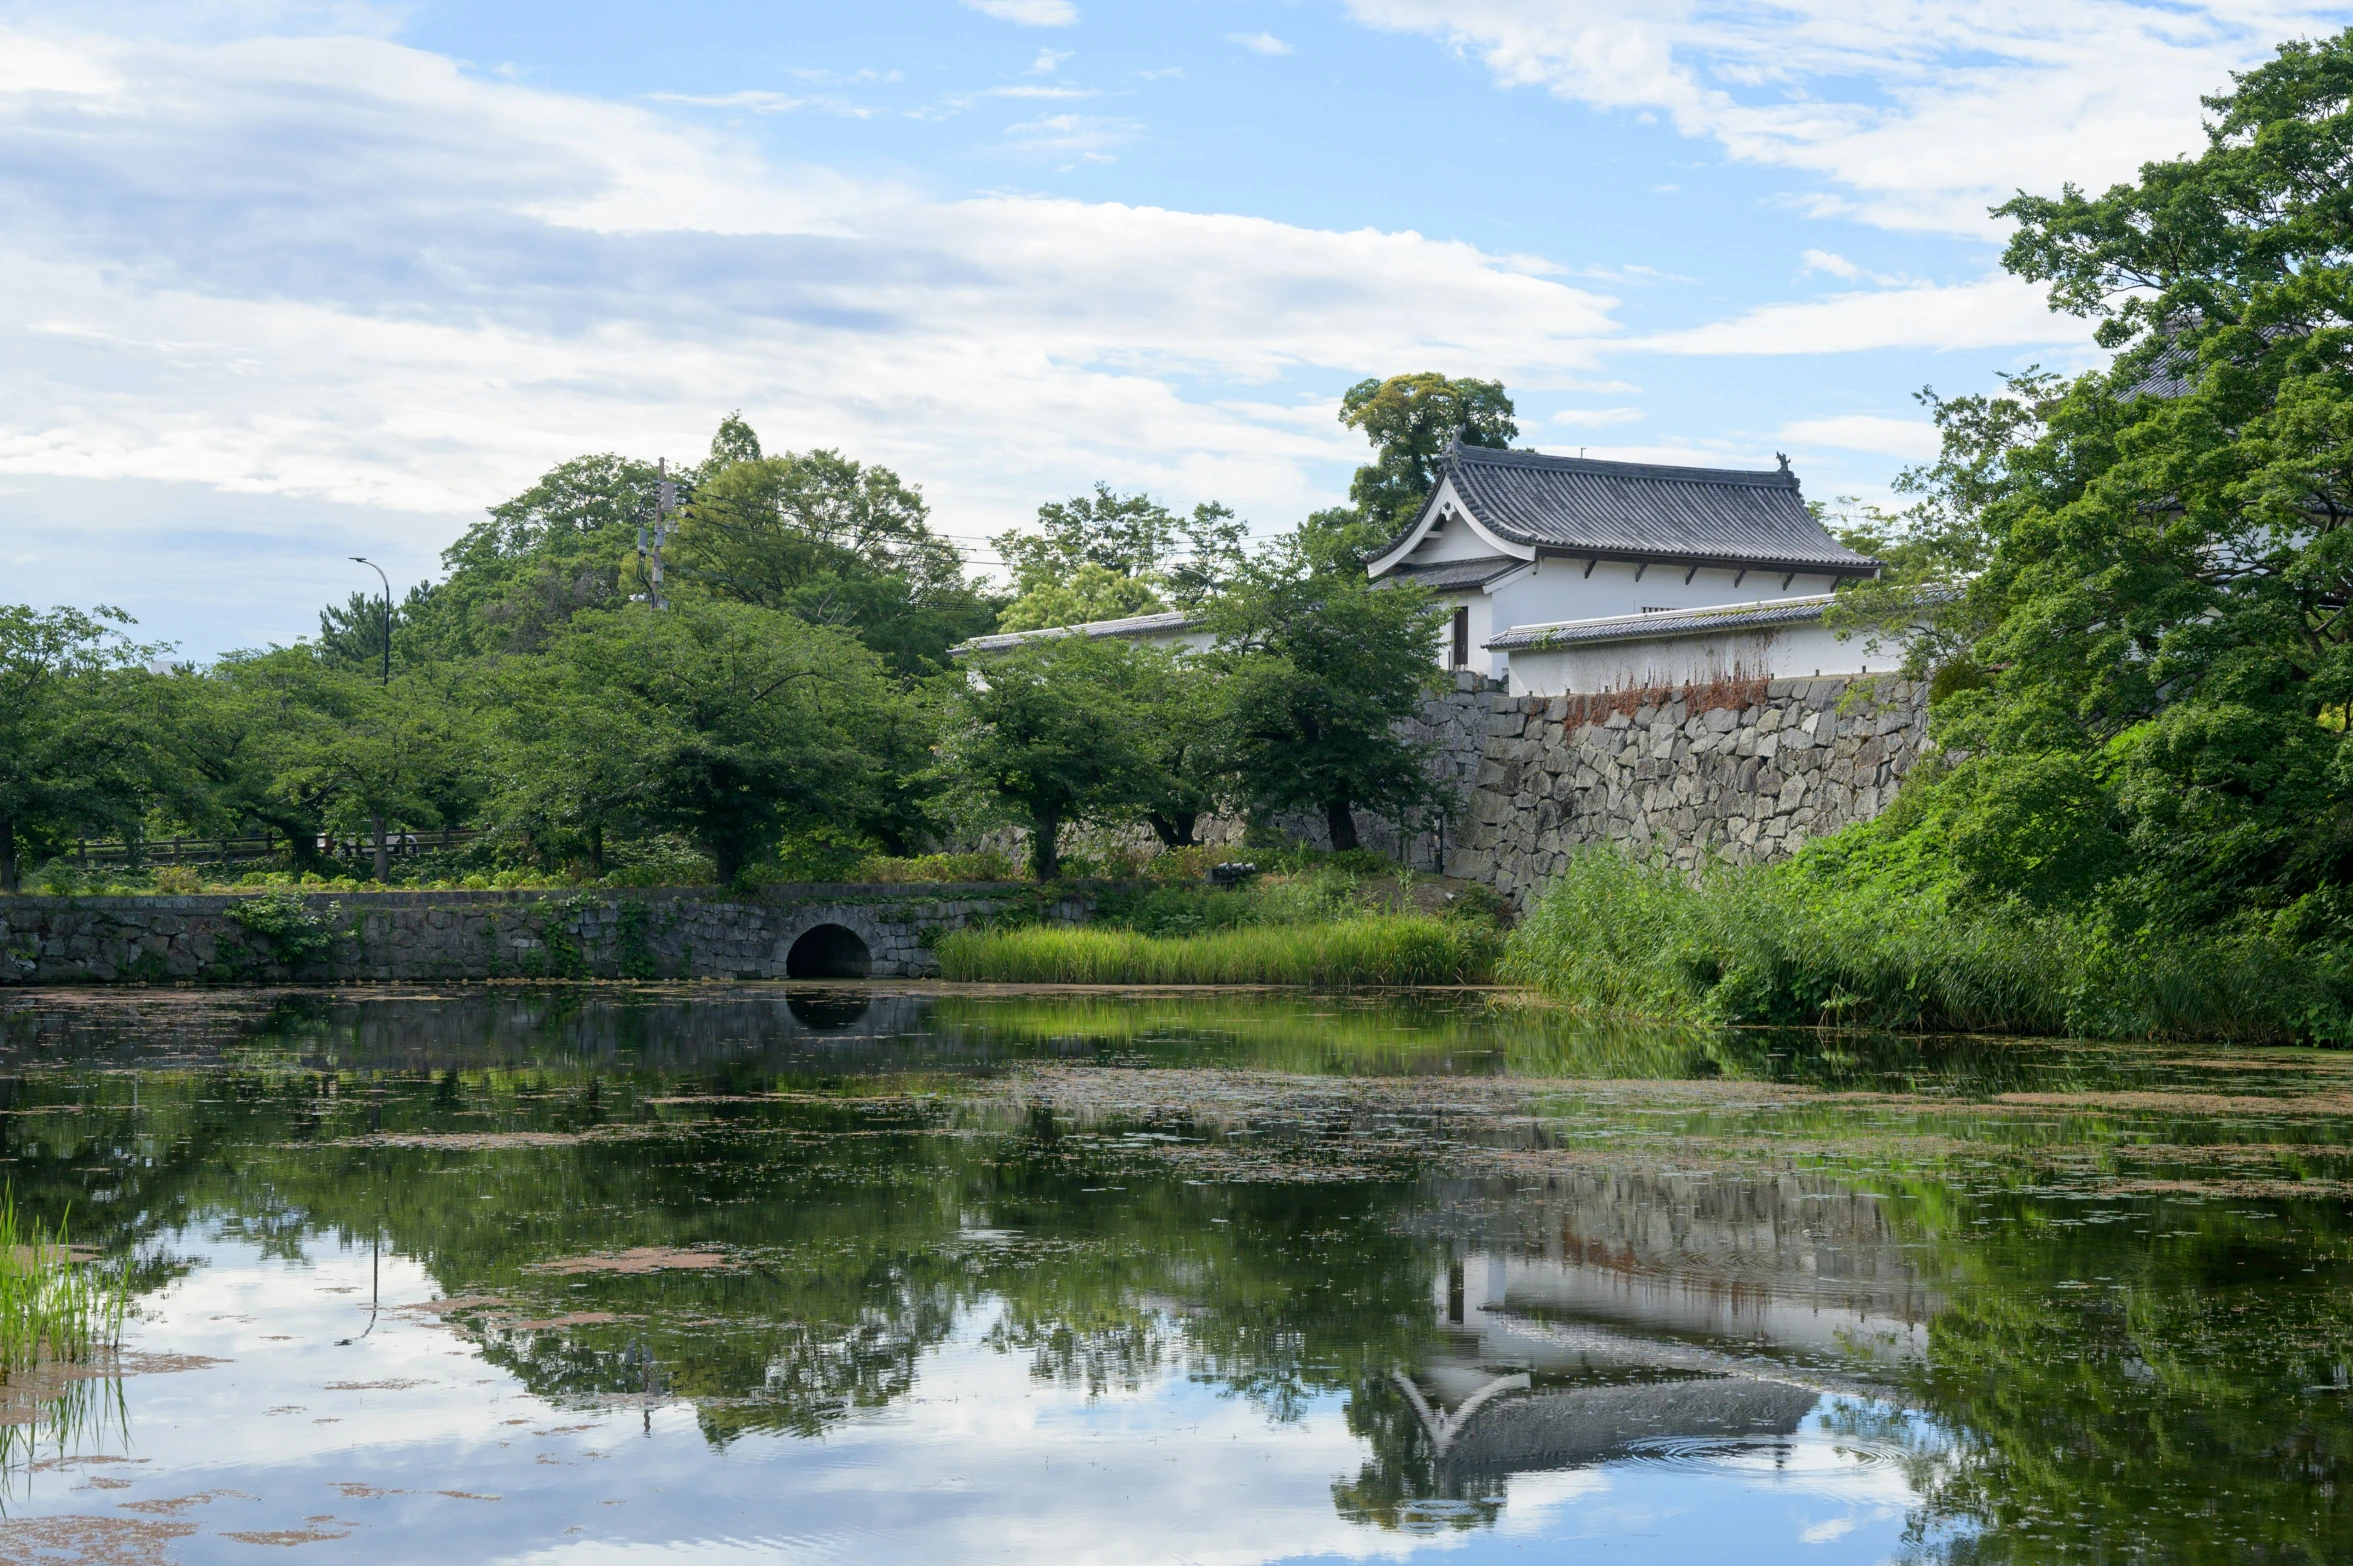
1502,848,2352,1042
0,1193,127,1377
936,914,1499,987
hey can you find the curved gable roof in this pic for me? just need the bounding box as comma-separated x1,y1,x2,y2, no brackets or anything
1385,444,1878,577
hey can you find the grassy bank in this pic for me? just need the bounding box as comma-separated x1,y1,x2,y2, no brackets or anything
936,914,1498,987
1501,849,2351,1042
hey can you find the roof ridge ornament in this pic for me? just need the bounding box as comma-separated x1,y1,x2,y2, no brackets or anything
1774,451,1791,473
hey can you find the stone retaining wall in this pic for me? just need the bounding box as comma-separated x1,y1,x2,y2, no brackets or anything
0,884,1084,987
1445,675,1929,903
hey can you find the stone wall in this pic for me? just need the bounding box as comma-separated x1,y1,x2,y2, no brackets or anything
0,883,1084,987
1445,675,1929,903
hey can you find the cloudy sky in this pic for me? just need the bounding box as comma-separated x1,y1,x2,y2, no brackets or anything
3,0,2346,657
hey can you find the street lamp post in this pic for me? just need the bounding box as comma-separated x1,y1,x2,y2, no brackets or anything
349,557,391,687
349,557,393,882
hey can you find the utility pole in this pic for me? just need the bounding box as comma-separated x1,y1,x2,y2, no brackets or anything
635,459,677,610
349,557,393,882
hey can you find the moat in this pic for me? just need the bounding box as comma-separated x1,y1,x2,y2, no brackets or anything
0,983,2342,1563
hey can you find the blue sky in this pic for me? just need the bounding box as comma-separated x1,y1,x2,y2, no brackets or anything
3,0,2347,658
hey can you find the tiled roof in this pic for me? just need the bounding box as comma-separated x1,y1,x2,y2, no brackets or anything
951,608,1201,657
1486,594,1836,652
1392,444,1878,575
1381,554,1524,591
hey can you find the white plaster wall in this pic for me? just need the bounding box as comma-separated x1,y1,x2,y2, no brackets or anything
1134,626,1218,655
1387,478,1526,565
1503,619,1873,696
1485,563,1840,645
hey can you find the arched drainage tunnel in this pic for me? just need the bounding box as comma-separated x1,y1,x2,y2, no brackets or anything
785,923,872,979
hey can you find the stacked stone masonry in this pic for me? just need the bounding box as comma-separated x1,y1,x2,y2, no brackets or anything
1444,675,1929,903
0,884,1085,987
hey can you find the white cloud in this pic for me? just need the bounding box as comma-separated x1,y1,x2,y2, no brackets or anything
1549,406,1644,425
1636,273,2088,355
648,89,874,117
1228,31,1293,55
963,0,1077,26
1027,47,1074,72
1778,413,1941,459
0,24,1621,539
1001,111,1140,158
1139,66,1185,79
1800,248,1862,280
1341,0,2349,234
986,84,1099,98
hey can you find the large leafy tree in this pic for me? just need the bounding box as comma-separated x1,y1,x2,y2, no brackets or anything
933,635,1160,880
991,486,1246,631
1338,373,1517,532
1205,513,1452,853
672,437,995,675
487,600,899,884
1826,30,2353,944
416,453,665,660
194,649,472,878
0,606,175,891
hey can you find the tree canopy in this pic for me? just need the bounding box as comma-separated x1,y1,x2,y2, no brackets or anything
1818,29,2353,983
1205,513,1450,853
1338,373,1517,532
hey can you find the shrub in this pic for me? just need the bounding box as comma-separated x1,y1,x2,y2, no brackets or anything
1142,844,1243,883
151,867,202,895
223,891,338,967
1501,847,2353,1041
936,913,1498,986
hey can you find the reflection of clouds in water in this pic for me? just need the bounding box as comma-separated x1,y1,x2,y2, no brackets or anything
28,1235,1945,1564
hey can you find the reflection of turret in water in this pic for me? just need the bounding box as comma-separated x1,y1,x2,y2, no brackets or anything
1338,1168,1934,1532
1406,1170,1939,1367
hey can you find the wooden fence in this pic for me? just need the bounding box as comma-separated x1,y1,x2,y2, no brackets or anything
66,828,481,868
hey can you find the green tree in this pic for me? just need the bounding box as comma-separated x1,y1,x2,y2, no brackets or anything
933,636,1160,880
996,563,1166,633
1126,648,1228,848
1205,515,1452,853
1338,373,1517,531
414,453,665,660
0,606,173,891
489,601,899,884
199,649,470,879
671,442,995,674
1820,33,2353,947
992,487,1246,630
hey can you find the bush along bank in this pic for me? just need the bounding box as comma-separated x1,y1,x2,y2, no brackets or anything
935,915,1498,987
936,860,1506,986
1500,847,2353,1043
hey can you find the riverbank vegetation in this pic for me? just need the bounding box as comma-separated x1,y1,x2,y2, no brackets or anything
938,862,1504,986
1509,37,2353,1041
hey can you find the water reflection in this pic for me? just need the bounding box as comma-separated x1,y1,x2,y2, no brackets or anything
0,984,2343,1560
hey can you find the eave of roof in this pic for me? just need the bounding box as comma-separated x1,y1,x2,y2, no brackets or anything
1486,594,1836,652
1379,554,1525,591
950,608,1201,658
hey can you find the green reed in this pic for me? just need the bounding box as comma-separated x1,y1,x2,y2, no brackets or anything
0,1192,128,1378
935,914,1499,987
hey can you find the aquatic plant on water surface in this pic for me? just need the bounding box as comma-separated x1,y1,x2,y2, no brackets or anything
0,1191,128,1379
